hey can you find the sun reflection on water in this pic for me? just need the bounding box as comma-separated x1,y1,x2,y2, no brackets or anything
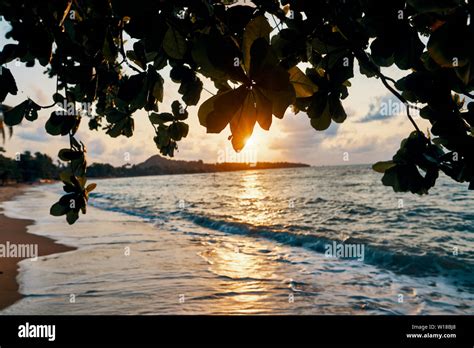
199,243,278,314
235,172,276,226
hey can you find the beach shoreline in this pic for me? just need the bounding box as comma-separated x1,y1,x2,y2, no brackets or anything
0,168,471,315
0,185,76,311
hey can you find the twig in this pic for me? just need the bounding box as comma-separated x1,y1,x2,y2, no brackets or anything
354,49,422,134
202,86,216,96
118,23,142,74
59,0,73,27
271,14,282,32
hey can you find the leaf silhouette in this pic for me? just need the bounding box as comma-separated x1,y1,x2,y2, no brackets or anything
230,93,258,151
242,16,272,75
198,19,296,151
163,26,187,60
289,66,318,98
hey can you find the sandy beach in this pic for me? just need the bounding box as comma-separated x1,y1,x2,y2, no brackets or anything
0,185,75,311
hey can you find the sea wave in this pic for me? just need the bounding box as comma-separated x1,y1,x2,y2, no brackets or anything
88,194,473,284
181,212,473,283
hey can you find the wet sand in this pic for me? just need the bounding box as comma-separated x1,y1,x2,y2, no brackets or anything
0,185,75,311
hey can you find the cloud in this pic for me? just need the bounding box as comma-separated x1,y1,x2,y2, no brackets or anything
87,139,107,157
358,94,405,123
265,104,407,165
16,125,50,143
29,85,50,105
324,122,340,137
269,112,340,151
324,134,379,154
107,143,151,165
323,132,404,158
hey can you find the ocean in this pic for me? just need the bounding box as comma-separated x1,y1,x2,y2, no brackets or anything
1,165,473,314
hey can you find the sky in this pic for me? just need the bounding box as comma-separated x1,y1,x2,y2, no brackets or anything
0,14,432,168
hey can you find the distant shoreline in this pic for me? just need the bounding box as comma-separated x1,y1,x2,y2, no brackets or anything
87,159,312,179
0,185,76,311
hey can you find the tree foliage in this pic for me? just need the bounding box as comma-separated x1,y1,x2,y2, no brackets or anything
1,0,473,224
0,151,59,184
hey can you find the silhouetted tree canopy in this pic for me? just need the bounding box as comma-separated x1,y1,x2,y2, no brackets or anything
0,0,473,224
0,151,59,184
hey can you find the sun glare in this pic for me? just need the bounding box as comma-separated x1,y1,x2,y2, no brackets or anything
243,132,262,149
237,128,275,162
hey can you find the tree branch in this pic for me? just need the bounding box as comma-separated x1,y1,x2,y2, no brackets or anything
353,49,422,134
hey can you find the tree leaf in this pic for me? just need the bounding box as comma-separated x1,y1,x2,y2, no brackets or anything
151,75,164,102
381,164,437,195
50,202,68,216
254,88,272,130
171,100,188,120
249,39,290,91
260,83,296,118
58,149,84,161
118,73,147,103
0,44,20,65
407,0,462,13
372,160,396,173
86,183,97,192
230,93,258,151
198,93,219,128
310,112,331,131
179,78,202,106
3,100,29,126
309,95,331,131
22,99,41,122
45,112,81,136
427,22,470,69
242,16,272,75
103,29,118,63
206,34,248,83
200,87,248,133
0,67,18,102
177,122,189,138
249,38,273,79
370,38,395,67
191,34,228,81
289,66,318,98
169,121,189,141
149,112,174,124
66,210,79,225
59,171,73,184
163,26,187,60
394,29,424,70
328,95,347,123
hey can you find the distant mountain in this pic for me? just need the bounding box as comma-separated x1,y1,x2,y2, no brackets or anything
137,155,209,171
87,155,310,178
